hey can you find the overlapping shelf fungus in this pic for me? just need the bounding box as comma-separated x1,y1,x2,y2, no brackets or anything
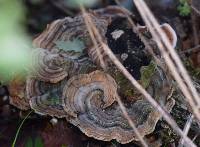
7,6,178,144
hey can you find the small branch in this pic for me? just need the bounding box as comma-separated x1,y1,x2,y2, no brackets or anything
191,11,199,46
192,133,199,142
80,6,148,147
191,6,200,16
133,0,200,129
81,2,198,147
179,45,200,55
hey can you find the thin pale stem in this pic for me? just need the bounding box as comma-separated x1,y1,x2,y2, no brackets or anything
178,115,193,147
81,6,148,147
133,0,200,123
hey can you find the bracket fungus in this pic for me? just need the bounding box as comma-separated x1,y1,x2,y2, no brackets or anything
26,77,68,118
138,23,177,49
26,51,97,117
62,70,118,117
32,13,108,51
30,48,68,83
7,6,178,144
61,69,175,144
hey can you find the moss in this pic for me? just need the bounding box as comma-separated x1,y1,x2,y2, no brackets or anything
124,89,135,98
109,68,136,98
140,61,156,88
161,126,178,147
108,61,156,98
184,59,200,79
154,121,179,147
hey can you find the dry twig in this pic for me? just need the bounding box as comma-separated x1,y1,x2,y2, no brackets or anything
191,6,200,16
133,0,200,128
179,45,200,55
81,6,149,147
80,4,197,147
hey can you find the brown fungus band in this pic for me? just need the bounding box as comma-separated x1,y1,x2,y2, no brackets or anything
26,77,68,118
30,48,69,83
33,13,108,52
62,70,175,144
62,70,118,117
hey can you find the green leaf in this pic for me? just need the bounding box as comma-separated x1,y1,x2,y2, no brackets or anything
34,136,44,147
178,0,191,16
12,110,33,147
55,38,85,53
25,137,33,147
24,136,44,147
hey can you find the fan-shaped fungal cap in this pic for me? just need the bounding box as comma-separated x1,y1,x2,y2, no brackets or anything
62,70,175,144
32,11,111,68
62,70,118,117
138,23,177,48
93,5,133,19
86,44,111,68
33,13,108,51
26,77,68,117
30,48,68,83
160,23,177,48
